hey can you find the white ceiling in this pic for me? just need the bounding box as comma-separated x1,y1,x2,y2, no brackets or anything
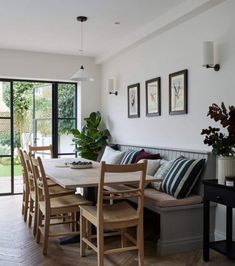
0,0,225,63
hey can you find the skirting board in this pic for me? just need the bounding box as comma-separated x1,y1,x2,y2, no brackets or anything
156,234,214,255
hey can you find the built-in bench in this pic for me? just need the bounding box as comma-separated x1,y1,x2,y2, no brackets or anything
114,144,217,255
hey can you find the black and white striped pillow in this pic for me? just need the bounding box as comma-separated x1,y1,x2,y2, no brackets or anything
120,150,140,164
160,157,205,199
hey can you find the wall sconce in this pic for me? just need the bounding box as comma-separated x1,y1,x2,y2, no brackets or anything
202,41,220,71
108,78,118,95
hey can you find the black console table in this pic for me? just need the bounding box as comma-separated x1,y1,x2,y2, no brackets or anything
203,179,235,261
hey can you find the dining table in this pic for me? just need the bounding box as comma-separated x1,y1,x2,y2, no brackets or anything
42,157,156,190
42,157,156,245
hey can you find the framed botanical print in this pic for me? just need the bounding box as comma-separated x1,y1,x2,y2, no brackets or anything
127,83,140,118
169,69,188,115
146,77,161,117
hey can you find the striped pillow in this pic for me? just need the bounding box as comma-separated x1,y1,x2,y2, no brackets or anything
160,157,205,199
120,150,140,164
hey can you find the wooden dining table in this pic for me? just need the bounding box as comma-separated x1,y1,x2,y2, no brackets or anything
42,157,155,190
42,157,156,245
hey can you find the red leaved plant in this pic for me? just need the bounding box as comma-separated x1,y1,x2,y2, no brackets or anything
201,102,235,156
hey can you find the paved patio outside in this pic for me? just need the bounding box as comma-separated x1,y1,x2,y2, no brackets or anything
0,175,23,194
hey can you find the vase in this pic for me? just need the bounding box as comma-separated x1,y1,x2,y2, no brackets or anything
216,156,235,185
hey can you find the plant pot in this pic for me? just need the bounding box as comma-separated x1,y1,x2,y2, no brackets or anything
216,156,235,185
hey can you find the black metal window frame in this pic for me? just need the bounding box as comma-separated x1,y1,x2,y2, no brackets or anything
0,78,77,195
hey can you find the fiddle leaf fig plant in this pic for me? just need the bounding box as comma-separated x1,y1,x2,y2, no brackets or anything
71,111,110,160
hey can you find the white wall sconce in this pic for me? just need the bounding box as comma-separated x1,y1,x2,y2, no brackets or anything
108,78,118,95
202,41,220,71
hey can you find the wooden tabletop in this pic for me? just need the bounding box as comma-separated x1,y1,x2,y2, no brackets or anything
43,158,156,189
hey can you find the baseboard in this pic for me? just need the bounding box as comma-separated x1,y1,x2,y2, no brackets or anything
157,234,212,256
215,230,225,241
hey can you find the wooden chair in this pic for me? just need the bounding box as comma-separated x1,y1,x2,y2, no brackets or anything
28,144,57,186
23,151,75,237
30,156,91,255
79,161,147,266
18,148,30,222
29,144,54,158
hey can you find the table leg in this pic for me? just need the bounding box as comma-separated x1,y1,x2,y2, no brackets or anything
203,200,210,262
226,206,232,244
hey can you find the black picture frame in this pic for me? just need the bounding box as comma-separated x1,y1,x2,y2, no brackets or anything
127,83,140,118
169,69,188,115
146,77,161,117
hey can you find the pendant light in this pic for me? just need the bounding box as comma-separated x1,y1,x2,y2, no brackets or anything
71,16,94,82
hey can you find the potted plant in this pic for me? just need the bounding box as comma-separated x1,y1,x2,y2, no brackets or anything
201,102,235,184
71,111,110,161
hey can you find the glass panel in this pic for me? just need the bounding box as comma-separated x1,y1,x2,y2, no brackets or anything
0,120,11,156
0,157,11,193
58,119,76,154
58,84,76,118
34,83,52,119
14,154,23,193
33,83,52,147
0,81,11,117
35,119,52,147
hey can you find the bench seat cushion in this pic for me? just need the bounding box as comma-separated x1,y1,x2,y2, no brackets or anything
144,188,202,208
104,185,202,208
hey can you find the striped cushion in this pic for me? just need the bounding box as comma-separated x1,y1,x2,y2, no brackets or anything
120,150,140,164
160,157,205,199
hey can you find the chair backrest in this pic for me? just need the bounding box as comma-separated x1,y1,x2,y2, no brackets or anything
28,145,54,158
98,161,147,224
30,156,50,204
17,148,29,189
23,151,36,194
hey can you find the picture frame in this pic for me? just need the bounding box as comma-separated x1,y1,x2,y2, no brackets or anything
145,77,161,117
169,69,188,115
127,83,140,118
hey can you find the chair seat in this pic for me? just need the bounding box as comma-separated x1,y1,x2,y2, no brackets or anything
80,201,138,229
39,194,90,215
48,186,74,197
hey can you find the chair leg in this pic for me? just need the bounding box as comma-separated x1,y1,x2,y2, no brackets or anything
86,220,91,250
33,200,38,237
22,190,25,215
121,228,127,248
28,197,34,228
137,223,144,266
97,225,104,266
43,213,50,255
24,192,29,222
80,213,86,257
36,209,42,244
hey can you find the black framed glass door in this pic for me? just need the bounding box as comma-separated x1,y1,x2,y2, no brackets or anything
0,79,77,195
0,81,13,195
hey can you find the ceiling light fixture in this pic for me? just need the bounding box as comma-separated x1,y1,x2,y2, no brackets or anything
71,16,94,82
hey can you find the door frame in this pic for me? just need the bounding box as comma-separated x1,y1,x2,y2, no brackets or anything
0,78,77,195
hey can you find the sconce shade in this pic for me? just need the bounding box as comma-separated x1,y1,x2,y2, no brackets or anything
108,78,118,95
203,41,214,66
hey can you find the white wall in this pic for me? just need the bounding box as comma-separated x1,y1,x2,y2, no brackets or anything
0,48,101,128
101,0,235,238
101,0,235,152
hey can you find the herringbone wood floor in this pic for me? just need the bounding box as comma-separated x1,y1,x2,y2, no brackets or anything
0,195,233,266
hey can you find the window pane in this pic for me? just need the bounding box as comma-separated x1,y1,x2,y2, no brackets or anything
35,119,52,147
0,81,11,117
34,83,52,119
0,120,11,156
0,158,11,193
58,119,76,154
58,84,76,118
